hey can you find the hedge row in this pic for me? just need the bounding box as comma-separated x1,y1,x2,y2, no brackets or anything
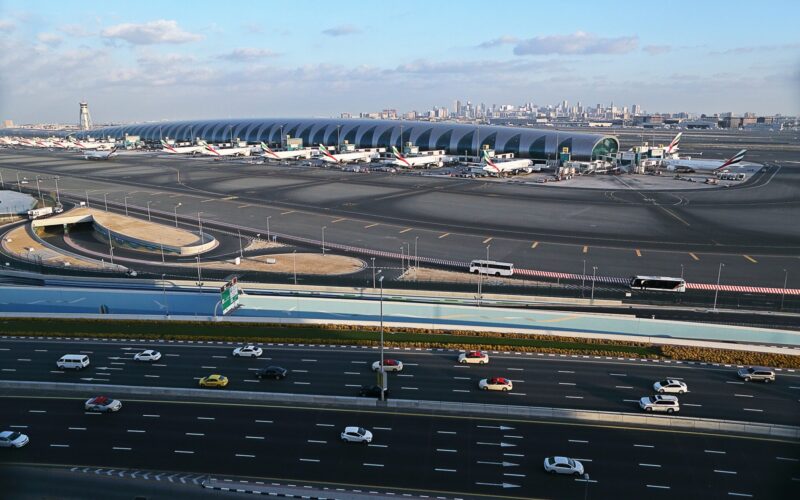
660,345,800,369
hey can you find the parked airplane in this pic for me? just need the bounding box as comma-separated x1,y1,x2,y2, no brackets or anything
260,142,312,160
664,132,681,157
318,144,373,164
389,146,443,168
83,147,118,160
482,150,534,175
160,139,207,154
69,138,116,150
202,143,251,157
661,149,747,173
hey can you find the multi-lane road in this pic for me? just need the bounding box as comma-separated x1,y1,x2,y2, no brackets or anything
1,395,797,499
0,337,797,426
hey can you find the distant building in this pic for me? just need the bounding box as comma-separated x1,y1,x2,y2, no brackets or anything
2,119,13,128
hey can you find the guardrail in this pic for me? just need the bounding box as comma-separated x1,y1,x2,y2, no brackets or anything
2,380,797,440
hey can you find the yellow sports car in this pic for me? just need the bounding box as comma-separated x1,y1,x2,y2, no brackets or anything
199,374,228,388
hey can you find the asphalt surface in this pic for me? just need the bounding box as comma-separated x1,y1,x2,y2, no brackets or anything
0,395,797,499
1,338,798,426
0,128,799,290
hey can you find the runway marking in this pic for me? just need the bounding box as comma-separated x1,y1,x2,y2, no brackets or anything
331,218,347,223
280,210,295,215
220,196,238,201
531,241,539,249
237,205,251,209
364,223,379,229
438,233,450,239
659,206,690,227
635,249,642,257
582,246,588,254
482,237,493,244
743,255,758,263
398,228,412,234
689,252,700,261
200,199,216,203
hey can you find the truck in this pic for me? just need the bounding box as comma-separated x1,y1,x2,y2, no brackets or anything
27,207,54,220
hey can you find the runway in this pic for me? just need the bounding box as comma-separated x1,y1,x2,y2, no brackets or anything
1,129,799,291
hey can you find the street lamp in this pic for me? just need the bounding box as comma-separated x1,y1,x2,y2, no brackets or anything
104,193,109,212
379,275,386,401
124,195,130,216
146,201,152,221
582,259,587,298
238,228,243,258
400,245,404,272
162,273,168,317
781,269,788,311
196,254,202,287
15,172,21,192
266,216,272,242
173,202,181,228
321,226,327,256
414,236,419,271
85,190,90,208
713,262,725,311
293,249,297,285
35,176,42,202
591,266,598,303
371,257,376,288
54,177,60,205
680,263,684,280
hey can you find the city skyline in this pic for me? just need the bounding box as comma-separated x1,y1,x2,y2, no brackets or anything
1,0,799,124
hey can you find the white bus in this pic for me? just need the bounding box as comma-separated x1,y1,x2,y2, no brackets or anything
629,275,686,293
469,260,514,277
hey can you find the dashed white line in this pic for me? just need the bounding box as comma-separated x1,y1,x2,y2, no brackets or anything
401,387,418,390
609,373,627,377
639,463,661,468
143,414,160,418
436,449,457,453
174,450,194,454
714,470,737,474
363,463,384,467
368,444,388,448
308,440,327,444
727,493,752,498
705,450,726,455
565,396,583,399
299,458,320,463
437,431,457,435
293,382,311,385
776,457,799,462
127,429,146,433
255,420,273,424
734,394,754,398
435,468,457,472
50,444,70,448
742,408,763,412
344,372,361,375
235,454,256,458
568,439,589,444
452,389,470,393
453,376,471,380
615,386,634,389
558,382,576,386
28,410,46,414
634,444,654,448
197,417,215,421
646,485,670,490
292,369,308,373
557,370,574,374
68,427,86,431
113,447,131,451
316,423,335,427
301,359,317,362
373,427,392,431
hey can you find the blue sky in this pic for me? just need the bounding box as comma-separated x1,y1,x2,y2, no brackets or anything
1,0,798,123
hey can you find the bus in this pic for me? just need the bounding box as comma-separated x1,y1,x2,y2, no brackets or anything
629,275,686,293
469,260,514,277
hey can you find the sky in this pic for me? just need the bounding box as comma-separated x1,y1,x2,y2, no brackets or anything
0,0,798,124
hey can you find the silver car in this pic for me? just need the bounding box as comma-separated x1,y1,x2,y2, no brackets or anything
639,394,680,413
0,431,29,448
341,426,373,444
737,367,775,383
543,456,584,476
653,379,688,394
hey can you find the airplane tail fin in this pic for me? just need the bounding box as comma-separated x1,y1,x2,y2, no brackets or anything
714,149,747,172
666,132,682,154
482,150,500,172
392,146,410,166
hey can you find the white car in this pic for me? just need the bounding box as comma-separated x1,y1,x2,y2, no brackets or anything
372,359,403,372
232,345,263,358
478,377,513,391
653,379,688,394
134,350,162,362
0,430,29,448
85,396,122,412
341,426,373,443
458,351,489,364
543,456,584,476
639,394,680,413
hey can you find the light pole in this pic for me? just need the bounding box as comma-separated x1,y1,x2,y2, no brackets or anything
124,195,130,216
85,190,89,207
146,201,152,221
713,262,725,311
781,269,788,311
293,250,297,285
266,216,272,242
54,177,60,205
321,226,327,256
196,254,202,287
400,245,404,272
197,211,203,242
35,176,42,202
15,172,21,192
486,244,491,262
414,236,419,270
108,234,115,265
680,263,684,280
104,193,109,212
173,202,181,228
591,266,598,303
372,257,376,288
162,273,168,317
0,171,4,189
238,228,243,258
379,275,386,401
582,259,586,298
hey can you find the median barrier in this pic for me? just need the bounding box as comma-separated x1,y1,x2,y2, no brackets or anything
1,380,797,439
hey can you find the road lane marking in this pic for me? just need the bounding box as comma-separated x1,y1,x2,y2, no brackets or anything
634,444,654,448
435,468,457,472
399,228,412,234
293,382,311,385
401,387,418,390
2,369,17,372
373,427,392,431
647,485,670,490
582,245,588,254
558,382,576,386
351,361,367,364
281,210,295,215
482,237,493,244
776,457,799,462
714,470,737,474
639,463,661,468
331,218,346,223
689,252,700,261
255,420,273,424
437,431,457,435
683,403,703,407
235,454,256,458
308,440,327,444
743,255,757,263
734,394,754,398
615,386,634,389
245,436,265,440
531,241,539,249
454,376,471,380
144,375,160,378
557,370,574,374
569,440,588,444
185,433,204,436
705,450,726,454
364,223,379,229
293,369,309,373
438,232,450,239
742,408,763,412
565,396,583,399
452,389,470,393
363,463,384,467
316,423,335,427
368,444,388,448
609,373,627,376
197,417,215,421
68,427,86,431
726,381,744,385
50,444,69,448
345,384,362,387
635,249,642,257
436,449,457,453
113,447,131,451
174,450,194,454
143,414,160,418
127,430,146,433
344,371,361,375
28,410,46,413
301,359,317,362
728,493,753,498
299,458,319,463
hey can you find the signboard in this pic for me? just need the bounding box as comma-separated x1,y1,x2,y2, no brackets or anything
220,277,240,315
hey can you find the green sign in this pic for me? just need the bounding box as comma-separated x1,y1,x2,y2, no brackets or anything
220,277,240,315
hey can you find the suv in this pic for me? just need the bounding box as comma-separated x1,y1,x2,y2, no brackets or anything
737,367,776,383
639,394,680,413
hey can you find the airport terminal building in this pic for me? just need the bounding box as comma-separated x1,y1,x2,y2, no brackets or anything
76,118,618,161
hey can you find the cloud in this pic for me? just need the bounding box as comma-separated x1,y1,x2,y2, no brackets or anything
0,19,15,33
241,22,264,34
513,31,638,55
59,24,92,37
101,20,202,45
477,36,519,49
37,32,63,47
218,48,280,61
643,44,671,55
711,42,800,55
322,24,360,37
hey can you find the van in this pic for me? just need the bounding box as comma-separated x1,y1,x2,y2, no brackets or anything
56,354,90,370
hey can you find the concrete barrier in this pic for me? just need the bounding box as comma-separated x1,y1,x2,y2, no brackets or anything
2,380,795,440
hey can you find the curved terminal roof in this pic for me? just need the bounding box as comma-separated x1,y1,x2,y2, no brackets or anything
73,118,616,161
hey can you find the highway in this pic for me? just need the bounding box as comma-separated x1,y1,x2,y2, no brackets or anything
0,338,797,426
1,395,797,499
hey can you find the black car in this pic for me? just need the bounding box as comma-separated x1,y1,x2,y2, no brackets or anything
358,385,389,398
255,366,288,380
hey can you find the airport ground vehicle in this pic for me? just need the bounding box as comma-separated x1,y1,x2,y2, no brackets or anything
738,367,776,383
56,354,90,370
133,350,161,362
543,456,585,476
653,379,689,394
458,351,489,364
341,427,373,443
255,366,287,380
199,374,228,388
372,359,403,372
84,396,122,412
629,275,686,292
469,259,514,277
639,395,680,413
27,207,54,220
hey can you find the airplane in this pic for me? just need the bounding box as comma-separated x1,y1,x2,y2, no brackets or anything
69,137,116,150
160,139,207,154
318,144,373,164
661,149,747,173
481,150,533,175
389,146,443,168
202,143,251,157
260,142,312,160
83,147,118,160
664,132,681,157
